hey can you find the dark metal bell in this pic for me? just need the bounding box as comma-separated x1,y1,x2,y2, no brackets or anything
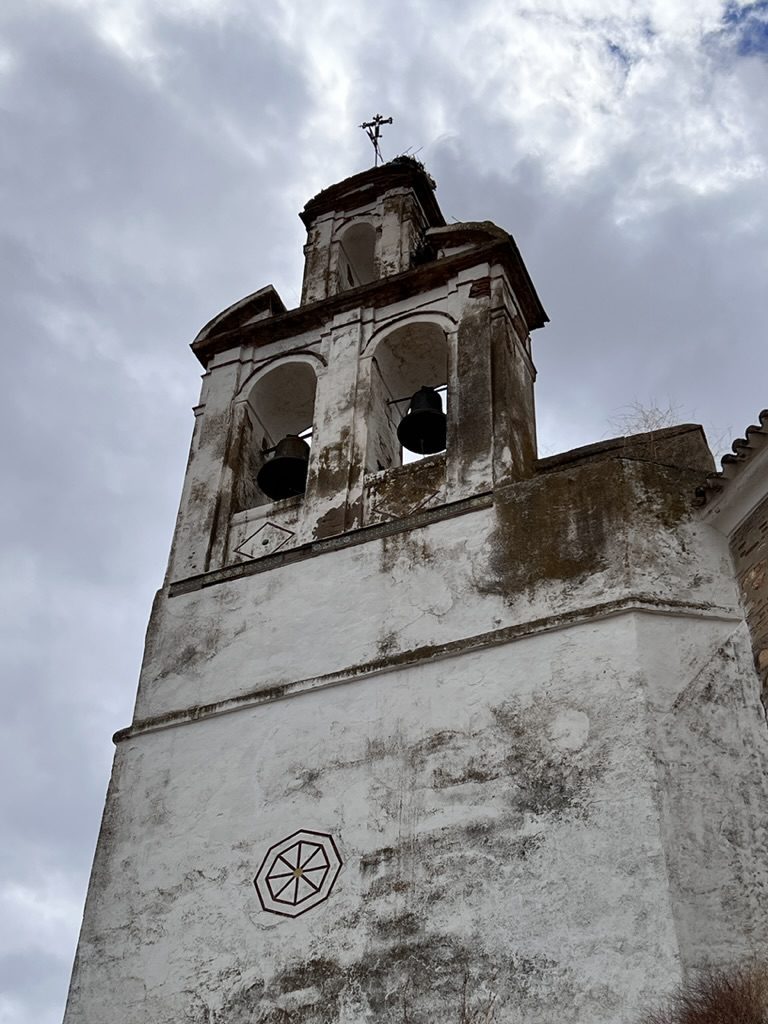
256,435,310,501
397,386,447,455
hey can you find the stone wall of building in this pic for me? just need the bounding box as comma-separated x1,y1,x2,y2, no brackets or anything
65,611,768,1024
133,452,729,725
66,618,681,1024
730,493,768,702
65,435,768,1024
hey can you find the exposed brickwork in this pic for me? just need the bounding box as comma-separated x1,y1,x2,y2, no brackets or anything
731,494,768,693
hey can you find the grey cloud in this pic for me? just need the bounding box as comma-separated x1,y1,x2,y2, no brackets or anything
0,953,68,1019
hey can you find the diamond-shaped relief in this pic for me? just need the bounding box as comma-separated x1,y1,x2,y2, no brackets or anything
254,830,343,918
369,488,442,524
234,521,295,560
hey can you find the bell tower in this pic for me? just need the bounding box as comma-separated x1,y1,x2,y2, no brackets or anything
65,159,768,1024
166,156,544,584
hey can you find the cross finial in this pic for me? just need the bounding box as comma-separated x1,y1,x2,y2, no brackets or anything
360,114,393,167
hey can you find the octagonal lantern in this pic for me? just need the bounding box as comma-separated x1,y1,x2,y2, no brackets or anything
254,830,342,918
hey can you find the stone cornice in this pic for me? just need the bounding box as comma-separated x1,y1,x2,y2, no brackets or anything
191,239,549,367
114,597,741,744
299,160,444,229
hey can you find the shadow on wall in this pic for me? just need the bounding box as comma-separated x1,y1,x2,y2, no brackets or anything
639,963,768,1024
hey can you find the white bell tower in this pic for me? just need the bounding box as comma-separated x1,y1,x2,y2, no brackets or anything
64,158,768,1024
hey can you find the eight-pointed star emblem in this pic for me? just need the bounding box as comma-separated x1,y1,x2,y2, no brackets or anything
254,830,342,918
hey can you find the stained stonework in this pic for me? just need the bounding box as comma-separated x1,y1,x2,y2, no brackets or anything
731,493,768,696
234,521,295,560
365,455,445,525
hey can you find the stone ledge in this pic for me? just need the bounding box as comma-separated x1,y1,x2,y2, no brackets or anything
169,489,494,597
114,596,741,744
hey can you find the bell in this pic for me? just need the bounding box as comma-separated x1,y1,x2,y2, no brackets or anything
256,435,310,501
397,386,447,455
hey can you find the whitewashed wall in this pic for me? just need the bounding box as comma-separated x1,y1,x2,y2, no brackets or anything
65,494,768,1024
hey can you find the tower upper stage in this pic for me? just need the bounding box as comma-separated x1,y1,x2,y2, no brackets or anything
191,157,547,367
169,158,556,592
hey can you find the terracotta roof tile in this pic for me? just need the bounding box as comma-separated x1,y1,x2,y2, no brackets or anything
694,408,768,505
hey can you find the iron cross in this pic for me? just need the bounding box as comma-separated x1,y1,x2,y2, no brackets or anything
360,114,393,167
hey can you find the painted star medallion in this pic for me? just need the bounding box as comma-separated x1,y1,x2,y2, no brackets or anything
254,830,342,918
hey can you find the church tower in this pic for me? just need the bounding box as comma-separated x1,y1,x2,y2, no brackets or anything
65,158,768,1024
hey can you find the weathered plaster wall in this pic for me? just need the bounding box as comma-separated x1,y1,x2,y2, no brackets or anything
639,615,768,971
730,494,768,699
137,458,736,724
67,383,768,1024
364,454,446,524
62,443,768,1024
66,617,688,1024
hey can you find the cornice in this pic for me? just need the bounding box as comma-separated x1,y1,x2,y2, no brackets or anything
192,239,549,367
299,160,444,229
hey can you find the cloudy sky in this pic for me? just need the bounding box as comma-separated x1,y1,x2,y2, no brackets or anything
1,0,767,1021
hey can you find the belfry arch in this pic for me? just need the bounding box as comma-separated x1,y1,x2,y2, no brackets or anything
235,356,319,510
337,221,377,291
365,319,450,474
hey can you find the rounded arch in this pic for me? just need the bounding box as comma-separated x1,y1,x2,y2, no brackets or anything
337,220,377,289
365,318,450,473
232,354,321,511
370,320,448,399
363,309,457,355
236,350,325,405
245,359,318,443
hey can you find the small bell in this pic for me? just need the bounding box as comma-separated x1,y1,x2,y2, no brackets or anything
397,386,447,455
256,435,310,501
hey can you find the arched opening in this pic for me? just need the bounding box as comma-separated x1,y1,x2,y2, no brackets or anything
238,360,318,509
337,222,376,290
366,322,448,474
